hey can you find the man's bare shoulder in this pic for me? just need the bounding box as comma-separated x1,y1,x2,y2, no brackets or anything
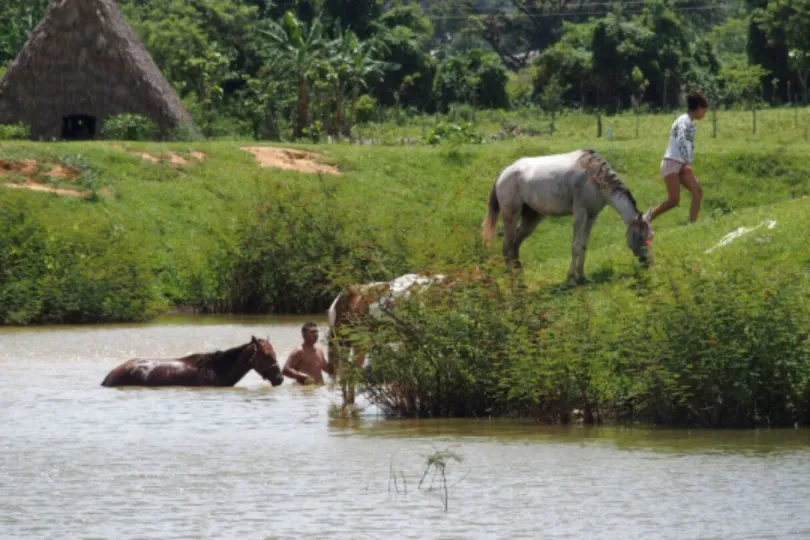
285,346,305,363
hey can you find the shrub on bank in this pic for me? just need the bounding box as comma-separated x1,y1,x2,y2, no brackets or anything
352,259,810,428
224,181,413,314
0,194,164,324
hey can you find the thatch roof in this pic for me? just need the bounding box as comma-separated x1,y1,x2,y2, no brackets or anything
0,0,197,140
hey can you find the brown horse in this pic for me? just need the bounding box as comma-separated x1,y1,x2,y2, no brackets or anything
325,273,447,405
100,336,284,387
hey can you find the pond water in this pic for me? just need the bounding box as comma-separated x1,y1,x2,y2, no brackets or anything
2,316,810,539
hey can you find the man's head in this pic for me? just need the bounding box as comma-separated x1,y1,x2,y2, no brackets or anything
687,90,708,120
301,321,319,345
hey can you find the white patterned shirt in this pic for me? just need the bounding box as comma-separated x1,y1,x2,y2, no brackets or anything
664,113,696,164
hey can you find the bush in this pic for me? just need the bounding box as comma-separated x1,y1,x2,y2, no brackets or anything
101,114,159,140
0,122,30,140
0,194,164,324
424,121,483,145
350,260,810,427
225,182,411,314
355,94,378,124
433,49,510,112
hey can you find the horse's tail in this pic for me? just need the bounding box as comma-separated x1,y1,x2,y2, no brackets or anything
481,181,500,245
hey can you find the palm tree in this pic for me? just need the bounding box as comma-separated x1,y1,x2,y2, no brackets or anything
335,30,399,135
262,11,327,138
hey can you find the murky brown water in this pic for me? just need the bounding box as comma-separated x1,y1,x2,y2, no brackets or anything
2,316,810,539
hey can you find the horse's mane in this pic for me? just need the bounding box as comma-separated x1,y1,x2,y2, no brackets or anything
195,343,250,371
578,149,639,211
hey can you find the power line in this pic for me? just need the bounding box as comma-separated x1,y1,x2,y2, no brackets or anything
469,0,719,10
423,3,732,21
424,0,729,12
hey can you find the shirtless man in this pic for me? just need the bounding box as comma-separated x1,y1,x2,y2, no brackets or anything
282,322,332,385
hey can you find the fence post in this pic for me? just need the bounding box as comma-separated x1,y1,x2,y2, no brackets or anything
596,110,602,138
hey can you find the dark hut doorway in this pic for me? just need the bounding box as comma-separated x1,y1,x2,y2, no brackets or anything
62,115,97,140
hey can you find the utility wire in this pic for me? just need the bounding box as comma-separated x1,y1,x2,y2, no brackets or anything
423,3,732,20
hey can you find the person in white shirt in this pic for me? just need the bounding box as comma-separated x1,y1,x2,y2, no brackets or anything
650,90,709,223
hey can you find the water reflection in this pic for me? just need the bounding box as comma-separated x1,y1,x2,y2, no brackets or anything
339,418,810,455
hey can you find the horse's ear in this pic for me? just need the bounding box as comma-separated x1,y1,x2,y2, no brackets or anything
643,208,653,222
251,335,257,343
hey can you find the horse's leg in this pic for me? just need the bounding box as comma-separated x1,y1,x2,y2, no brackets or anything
567,207,592,285
501,207,520,269
515,205,544,251
345,347,366,406
575,214,597,283
328,328,352,406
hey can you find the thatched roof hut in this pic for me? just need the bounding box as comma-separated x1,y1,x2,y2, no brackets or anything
0,0,197,140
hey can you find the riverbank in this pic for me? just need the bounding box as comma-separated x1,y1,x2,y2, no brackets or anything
3,114,810,426
2,127,810,324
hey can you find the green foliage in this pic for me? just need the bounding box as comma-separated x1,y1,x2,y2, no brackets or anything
225,179,408,314
2,0,796,140
322,0,381,39
353,257,810,427
0,193,163,324
0,0,48,65
506,64,537,108
354,94,378,123
433,49,510,111
369,5,437,111
424,121,483,145
720,60,772,105
0,122,29,140
101,114,159,141
753,0,810,101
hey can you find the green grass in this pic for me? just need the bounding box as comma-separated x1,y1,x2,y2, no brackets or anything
1,108,809,324
352,104,810,147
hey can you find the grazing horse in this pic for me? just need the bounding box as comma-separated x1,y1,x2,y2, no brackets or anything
100,336,285,387
481,148,654,284
325,273,447,406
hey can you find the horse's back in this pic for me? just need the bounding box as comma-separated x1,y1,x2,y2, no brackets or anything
495,150,589,215
101,357,199,387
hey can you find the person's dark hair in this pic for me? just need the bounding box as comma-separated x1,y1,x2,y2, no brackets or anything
301,321,318,334
686,90,708,111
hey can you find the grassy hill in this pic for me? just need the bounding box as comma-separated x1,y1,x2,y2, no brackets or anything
1,109,809,326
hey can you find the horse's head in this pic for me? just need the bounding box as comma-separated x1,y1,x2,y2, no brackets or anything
626,208,654,266
249,336,284,386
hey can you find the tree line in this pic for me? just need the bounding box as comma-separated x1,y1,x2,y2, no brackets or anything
0,0,807,140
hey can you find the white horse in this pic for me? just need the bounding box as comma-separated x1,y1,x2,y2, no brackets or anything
481,149,654,284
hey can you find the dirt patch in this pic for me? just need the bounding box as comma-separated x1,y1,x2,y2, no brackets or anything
4,182,90,198
0,159,40,176
240,146,340,175
0,158,89,198
134,151,159,163
166,152,188,165
112,145,206,166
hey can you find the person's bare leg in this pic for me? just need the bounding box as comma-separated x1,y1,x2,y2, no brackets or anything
680,170,703,223
650,173,681,221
